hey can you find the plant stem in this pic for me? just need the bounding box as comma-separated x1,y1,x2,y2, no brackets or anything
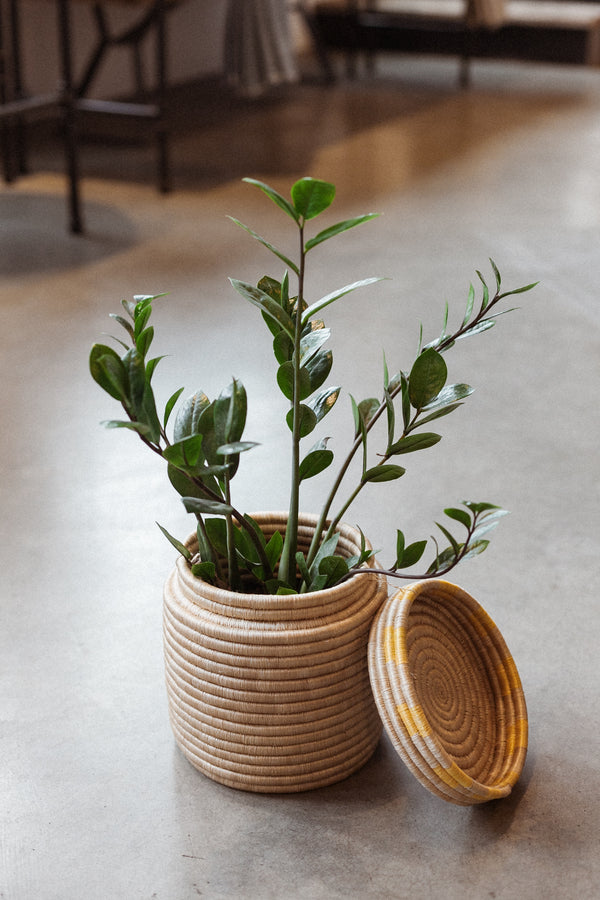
224,475,241,591
278,222,305,587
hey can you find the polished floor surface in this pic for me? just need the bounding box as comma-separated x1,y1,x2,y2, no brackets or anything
1,55,599,899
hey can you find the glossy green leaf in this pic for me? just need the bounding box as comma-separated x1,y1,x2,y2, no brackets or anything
182,497,233,516
286,404,317,437
461,539,490,561
462,283,475,327
384,388,395,451
291,177,335,220
229,279,295,337
444,507,472,529
122,347,146,411
102,419,152,437
109,313,135,341
305,213,379,251
277,362,312,402
173,391,211,440
156,522,192,560
304,349,332,393
216,441,258,456
422,383,473,412
299,328,330,365
319,555,349,586
162,434,204,469
273,330,294,365
306,386,340,423
190,561,216,582
243,177,298,221
164,386,185,429
135,325,154,358
89,344,127,402
228,217,299,275
354,398,379,437
301,277,383,325
299,448,334,481
388,432,441,455
362,464,405,484
400,540,427,568
309,532,340,579
395,530,405,567
205,517,228,556
408,347,447,409
214,379,247,446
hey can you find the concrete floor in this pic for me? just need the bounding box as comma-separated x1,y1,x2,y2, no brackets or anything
1,56,599,899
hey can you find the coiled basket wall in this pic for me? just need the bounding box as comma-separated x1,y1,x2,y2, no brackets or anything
163,513,389,793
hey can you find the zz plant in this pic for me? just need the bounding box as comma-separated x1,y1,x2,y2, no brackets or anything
90,176,536,595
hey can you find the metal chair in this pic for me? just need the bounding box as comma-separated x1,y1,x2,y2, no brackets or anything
0,0,175,233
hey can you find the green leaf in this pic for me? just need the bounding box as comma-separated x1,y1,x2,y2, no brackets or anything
156,522,192,560
304,349,333,393
400,373,411,432
162,434,204,470
395,530,405,567
305,213,379,251
122,347,146,411
298,448,334,481
242,177,298,221
216,441,258,456
436,521,460,554
462,283,475,327
277,362,312,402
109,313,135,341
190,561,216,582
264,530,283,572
173,391,211,440
299,328,330,365
182,497,234,516
229,279,295,337
309,532,340,580
286,404,318,437
273,330,294,365
400,540,427,568
214,378,247,446
205,517,228,556
291,177,335,220
306,386,340,423
295,551,311,586
301,277,383,325
164,387,185,429
477,271,490,311
422,383,473,412
455,320,496,341
408,348,448,409
103,420,153,437
135,326,154,358
384,388,395,451
388,432,441,455
417,403,464,427
228,217,299,275
461,539,490,561
362,464,405,484
319,555,349,587
354,398,379,437
89,344,128,402
490,258,501,292
444,507,472,529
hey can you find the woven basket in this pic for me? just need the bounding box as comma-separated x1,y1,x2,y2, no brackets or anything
368,580,528,805
163,512,389,792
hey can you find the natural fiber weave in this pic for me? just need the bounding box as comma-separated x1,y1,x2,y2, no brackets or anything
163,513,389,792
368,580,528,805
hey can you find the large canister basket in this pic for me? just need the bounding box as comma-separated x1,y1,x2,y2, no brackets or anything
163,513,389,793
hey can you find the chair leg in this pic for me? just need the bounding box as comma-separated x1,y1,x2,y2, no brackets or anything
155,0,169,194
56,0,83,234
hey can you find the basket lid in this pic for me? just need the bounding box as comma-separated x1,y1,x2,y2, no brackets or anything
367,580,528,805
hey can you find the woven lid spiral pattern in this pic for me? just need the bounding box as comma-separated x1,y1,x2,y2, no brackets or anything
368,580,528,805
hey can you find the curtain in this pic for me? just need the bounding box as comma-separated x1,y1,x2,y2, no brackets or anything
225,0,299,97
